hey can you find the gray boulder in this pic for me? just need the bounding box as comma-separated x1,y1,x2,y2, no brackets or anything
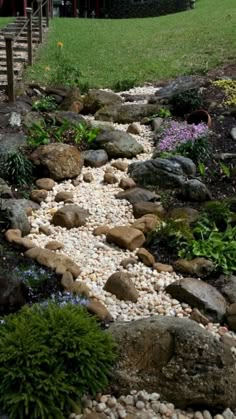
180,179,212,202
213,275,236,304
83,149,109,167
149,75,206,103
0,199,39,236
166,277,227,322
128,158,186,188
167,156,196,176
92,130,144,158
108,316,236,409
95,104,162,123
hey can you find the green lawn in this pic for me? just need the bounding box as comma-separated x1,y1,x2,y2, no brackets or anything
26,0,236,88
0,18,14,28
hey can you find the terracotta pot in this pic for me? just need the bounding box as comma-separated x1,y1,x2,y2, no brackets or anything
186,109,212,128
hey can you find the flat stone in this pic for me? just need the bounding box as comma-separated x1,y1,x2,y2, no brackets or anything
153,262,173,273
166,277,227,322
104,272,139,302
133,201,165,218
116,187,160,205
111,161,129,171
95,103,162,124
52,205,89,229
45,240,64,250
35,178,55,191
168,207,199,223
93,225,110,236
107,226,145,251
137,248,155,267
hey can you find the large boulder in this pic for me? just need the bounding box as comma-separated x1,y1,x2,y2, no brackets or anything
166,277,227,322
95,104,162,124
108,316,236,409
52,205,90,229
92,130,144,158
83,89,123,114
30,144,84,181
128,158,186,188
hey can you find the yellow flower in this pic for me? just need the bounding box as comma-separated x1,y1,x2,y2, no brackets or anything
57,41,64,48
45,66,50,71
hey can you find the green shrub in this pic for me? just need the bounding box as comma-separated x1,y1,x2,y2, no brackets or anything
170,89,203,116
0,151,33,185
32,96,57,112
112,77,137,92
0,303,117,419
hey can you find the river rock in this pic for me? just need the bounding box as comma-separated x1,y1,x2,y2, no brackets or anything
108,316,236,409
35,178,55,191
92,130,144,158
30,144,84,181
180,179,212,202
52,205,89,229
60,87,83,112
103,172,118,184
137,248,155,267
0,178,13,199
107,226,145,251
95,103,162,124
86,297,113,324
104,272,139,302
111,161,129,171
93,225,110,236
128,158,186,188
166,277,227,322
25,247,81,278
83,89,123,114
83,149,109,167
30,189,48,203
133,201,166,218
55,191,74,202
173,258,215,278
45,240,64,250
119,177,136,190
83,172,94,183
116,187,160,205
153,262,173,273
132,214,160,234
190,308,210,326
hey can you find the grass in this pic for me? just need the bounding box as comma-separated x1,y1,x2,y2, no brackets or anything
26,0,236,88
0,18,14,28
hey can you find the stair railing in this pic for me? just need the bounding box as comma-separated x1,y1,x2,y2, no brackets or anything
4,0,52,102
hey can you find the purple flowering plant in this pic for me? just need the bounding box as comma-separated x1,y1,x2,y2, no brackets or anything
157,120,209,162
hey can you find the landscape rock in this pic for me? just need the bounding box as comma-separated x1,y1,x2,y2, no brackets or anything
55,191,74,202
95,103,162,124
83,89,123,114
0,133,26,164
108,315,236,409
82,412,107,419
153,263,173,273
49,110,86,125
127,122,141,135
0,269,26,314
152,117,163,132
132,214,160,234
87,119,114,132
133,201,166,218
5,229,36,250
93,225,110,236
61,272,91,297
116,187,160,205
60,87,83,113
30,144,84,181
103,172,119,184
25,247,81,278
149,75,206,103
136,248,155,267
83,149,109,167
119,177,136,190
214,275,236,304
86,297,113,324
52,205,90,229
104,272,139,302
107,226,145,251
120,257,137,268
128,158,186,188
0,178,13,199
111,161,129,171
83,172,94,182
226,303,236,331
35,178,55,191
39,225,52,236
180,179,212,202
92,130,144,158
167,156,196,176
30,189,48,203
230,127,236,141
166,277,227,322
45,240,64,250
0,199,36,236
190,308,210,326
168,207,199,223
173,257,215,278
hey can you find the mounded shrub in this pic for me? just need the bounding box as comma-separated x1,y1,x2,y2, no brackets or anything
0,303,117,419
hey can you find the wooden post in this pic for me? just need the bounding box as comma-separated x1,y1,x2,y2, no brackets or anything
50,0,54,19
27,7,33,65
37,0,43,44
5,35,15,103
46,0,50,27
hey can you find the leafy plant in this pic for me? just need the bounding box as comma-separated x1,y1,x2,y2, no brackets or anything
32,96,57,112
27,121,50,148
198,161,206,177
176,135,209,162
147,219,193,249
49,42,81,87
212,79,236,107
170,88,203,116
0,151,34,185
220,162,231,178
0,303,117,419
112,77,137,92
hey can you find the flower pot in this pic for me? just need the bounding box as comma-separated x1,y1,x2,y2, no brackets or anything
186,109,212,128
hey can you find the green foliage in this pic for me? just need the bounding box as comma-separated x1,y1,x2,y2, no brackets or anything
219,162,231,178
213,79,236,106
112,77,137,92
170,89,203,116
0,151,33,185
156,107,172,118
175,135,209,163
147,219,193,249
198,161,206,177
32,96,57,112
0,303,117,419
27,120,100,149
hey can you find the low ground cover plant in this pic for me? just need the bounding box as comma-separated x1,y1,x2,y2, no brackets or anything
27,120,100,149
32,95,57,112
212,79,236,107
156,120,209,162
0,303,117,419
0,151,34,185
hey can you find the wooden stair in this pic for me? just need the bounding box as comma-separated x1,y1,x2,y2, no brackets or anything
0,17,48,88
